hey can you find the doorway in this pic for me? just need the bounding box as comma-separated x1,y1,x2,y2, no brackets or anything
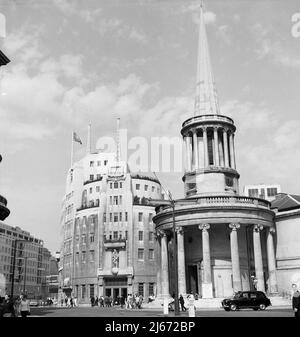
187,265,198,294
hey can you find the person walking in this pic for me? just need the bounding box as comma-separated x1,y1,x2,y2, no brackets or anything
95,296,99,307
292,285,300,317
120,295,125,309
179,294,187,312
20,295,30,317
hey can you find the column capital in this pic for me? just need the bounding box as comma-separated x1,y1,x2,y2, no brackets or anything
253,224,263,232
175,226,184,234
202,126,207,132
222,127,229,133
199,223,210,231
213,126,219,132
229,223,240,231
268,227,276,234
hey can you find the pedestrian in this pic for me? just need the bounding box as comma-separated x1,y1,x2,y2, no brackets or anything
292,285,300,317
74,296,78,307
99,296,104,307
67,297,71,308
65,297,68,307
95,296,99,307
138,295,143,309
20,295,30,317
14,296,21,317
70,297,73,307
179,294,187,312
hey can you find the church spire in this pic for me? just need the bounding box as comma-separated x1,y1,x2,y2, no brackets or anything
116,118,121,163
194,0,220,116
86,123,91,154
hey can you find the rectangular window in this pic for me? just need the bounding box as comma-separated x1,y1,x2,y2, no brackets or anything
103,213,106,222
82,285,86,299
125,212,128,221
104,160,108,166
90,175,94,181
149,249,154,260
125,231,128,240
138,212,143,222
119,212,122,221
149,283,154,296
149,213,153,222
90,235,94,243
113,196,118,205
114,182,118,189
138,231,143,241
110,182,113,189
138,283,144,297
149,231,153,241
145,185,148,191
96,186,100,192
89,250,95,262
109,213,112,222
95,199,99,206
119,195,122,204
89,187,92,194
90,161,94,167
90,284,94,297
136,184,140,190
110,196,112,205
114,213,118,222
113,231,118,240
152,186,155,192
120,182,123,188
138,249,144,260
96,174,101,180
82,251,86,263
97,161,101,166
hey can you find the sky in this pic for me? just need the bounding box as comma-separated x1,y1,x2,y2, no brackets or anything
0,0,300,254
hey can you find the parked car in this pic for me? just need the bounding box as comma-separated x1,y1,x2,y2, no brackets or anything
29,299,39,306
221,291,271,311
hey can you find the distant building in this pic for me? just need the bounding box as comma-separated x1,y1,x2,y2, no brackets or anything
271,193,300,294
46,256,59,300
244,184,281,202
59,126,162,304
0,222,51,299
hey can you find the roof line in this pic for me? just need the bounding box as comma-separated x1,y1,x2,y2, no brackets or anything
288,194,300,206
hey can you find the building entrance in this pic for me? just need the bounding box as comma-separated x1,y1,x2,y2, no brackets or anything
187,265,198,294
103,276,128,303
105,287,127,302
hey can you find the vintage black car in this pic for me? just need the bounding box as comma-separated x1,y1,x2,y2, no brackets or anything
221,291,271,311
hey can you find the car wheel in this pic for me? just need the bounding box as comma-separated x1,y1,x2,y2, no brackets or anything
224,308,230,312
259,304,266,311
230,304,237,311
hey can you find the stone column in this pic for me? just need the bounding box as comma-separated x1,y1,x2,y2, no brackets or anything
155,232,162,298
229,131,236,169
161,231,169,298
223,128,229,167
199,224,213,298
185,134,192,172
193,129,199,170
266,227,278,294
253,225,265,292
203,127,209,167
213,127,219,166
176,227,187,296
229,223,242,292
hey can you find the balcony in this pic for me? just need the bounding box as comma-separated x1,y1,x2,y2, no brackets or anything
77,202,99,211
83,177,103,185
133,196,152,206
103,238,126,250
182,114,234,129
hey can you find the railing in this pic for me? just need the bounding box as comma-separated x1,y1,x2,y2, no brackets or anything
182,114,234,128
83,177,103,185
104,238,126,243
77,204,99,211
156,195,271,212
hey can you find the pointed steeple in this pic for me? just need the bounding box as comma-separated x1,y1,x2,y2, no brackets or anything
86,123,91,154
116,118,121,163
194,0,220,116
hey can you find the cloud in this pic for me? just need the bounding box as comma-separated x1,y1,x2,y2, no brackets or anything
204,11,217,25
252,23,300,69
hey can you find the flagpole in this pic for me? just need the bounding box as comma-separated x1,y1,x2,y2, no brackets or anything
71,131,74,168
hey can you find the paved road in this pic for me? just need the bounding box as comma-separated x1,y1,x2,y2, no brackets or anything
29,306,294,317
